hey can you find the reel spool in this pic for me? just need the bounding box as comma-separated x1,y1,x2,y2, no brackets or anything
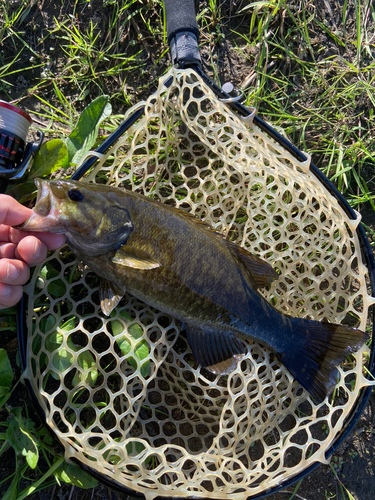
0,100,32,170
0,101,44,193
18,66,375,500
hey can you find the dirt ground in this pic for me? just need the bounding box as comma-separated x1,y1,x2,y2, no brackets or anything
1,1,375,499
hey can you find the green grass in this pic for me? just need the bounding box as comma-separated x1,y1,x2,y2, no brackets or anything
0,0,374,499
229,0,375,211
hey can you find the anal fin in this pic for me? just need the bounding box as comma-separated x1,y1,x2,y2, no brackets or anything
185,325,247,375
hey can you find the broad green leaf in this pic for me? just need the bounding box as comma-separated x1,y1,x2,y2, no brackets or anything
45,330,63,352
107,454,121,465
47,278,67,298
36,262,61,293
37,427,53,446
128,357,150,377
134,340,150,377
6,408,39,469
0,389,12,408
126,440,145,456
46,318,78,380
111,315,126,337
45,317,76,352
135,341,149,362
110,310,150,376
77,351,96,371
30,139,69,179
54,461,98,489
40,315,57,336
116,337,149,377
129,322,143,340
72,351,98,387
140,363,150,378
0,349,13,388
52,348,73,373
111,310,143,339
31,335,42,356
2,472,19,500
25,447,38,469
0,386,9,397
0,349,13,407
66,95,111,165
40,263,60,280
117,336,131,356
60,317,77,332
5,180,36,201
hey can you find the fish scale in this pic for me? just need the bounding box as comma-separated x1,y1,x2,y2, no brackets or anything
123,196,261,322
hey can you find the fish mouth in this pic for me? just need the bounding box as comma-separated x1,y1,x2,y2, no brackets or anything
16,179,66,233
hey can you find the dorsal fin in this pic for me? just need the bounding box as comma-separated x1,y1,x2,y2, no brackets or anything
228,243,279,289
165,207,278,289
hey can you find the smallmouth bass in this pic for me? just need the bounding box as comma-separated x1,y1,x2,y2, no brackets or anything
18,179,368,401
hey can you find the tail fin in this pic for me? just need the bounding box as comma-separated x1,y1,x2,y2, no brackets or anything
280,318,368,402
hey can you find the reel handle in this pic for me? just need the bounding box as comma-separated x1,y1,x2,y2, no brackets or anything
163,0,201,67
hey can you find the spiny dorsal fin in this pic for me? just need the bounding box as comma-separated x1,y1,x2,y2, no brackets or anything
112,245,161,270
185,324,247,375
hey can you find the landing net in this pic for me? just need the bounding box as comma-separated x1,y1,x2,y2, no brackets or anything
23,67,374,499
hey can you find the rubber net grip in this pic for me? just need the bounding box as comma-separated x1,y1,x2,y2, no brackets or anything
164,0,199,42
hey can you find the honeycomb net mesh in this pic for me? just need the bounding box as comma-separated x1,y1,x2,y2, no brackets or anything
23,67,374,499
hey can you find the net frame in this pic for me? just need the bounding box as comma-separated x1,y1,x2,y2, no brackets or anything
17,66,375,500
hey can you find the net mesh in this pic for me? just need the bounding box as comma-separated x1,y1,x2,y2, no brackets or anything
23,67,374,499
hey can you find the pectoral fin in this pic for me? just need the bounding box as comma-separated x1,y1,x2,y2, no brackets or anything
100,279,125,316
112,245,161,270
185,325,247,375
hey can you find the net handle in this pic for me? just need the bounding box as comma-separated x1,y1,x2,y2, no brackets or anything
163,0,201,67
163,0,199,42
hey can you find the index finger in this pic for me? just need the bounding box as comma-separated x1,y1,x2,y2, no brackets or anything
0,195,32,226
0,225,65,250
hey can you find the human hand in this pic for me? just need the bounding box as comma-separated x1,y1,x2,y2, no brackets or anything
0,195,65,309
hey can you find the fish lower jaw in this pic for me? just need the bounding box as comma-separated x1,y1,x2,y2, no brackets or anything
18,212,65,233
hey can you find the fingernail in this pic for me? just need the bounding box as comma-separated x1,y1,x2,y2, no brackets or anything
33,240,41,259
0,284,11,297
6,263,19,280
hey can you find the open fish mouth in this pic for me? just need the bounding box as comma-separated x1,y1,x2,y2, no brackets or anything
34,178,52,216
16,179,66,233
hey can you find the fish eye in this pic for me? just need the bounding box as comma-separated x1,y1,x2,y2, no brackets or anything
68,189,84,202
